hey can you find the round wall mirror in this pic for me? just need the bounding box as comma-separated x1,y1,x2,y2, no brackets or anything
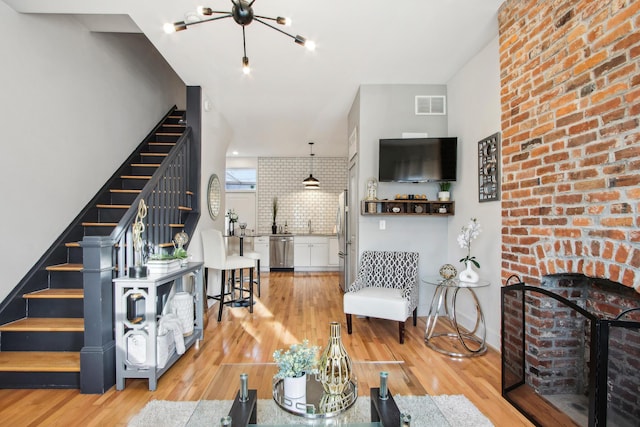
207,174,221,220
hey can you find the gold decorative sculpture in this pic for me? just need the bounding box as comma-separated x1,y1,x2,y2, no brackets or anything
130,199,148,278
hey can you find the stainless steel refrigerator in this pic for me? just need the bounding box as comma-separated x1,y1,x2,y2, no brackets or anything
337,190,349,291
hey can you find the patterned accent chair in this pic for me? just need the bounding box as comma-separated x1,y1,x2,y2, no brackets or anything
343,251,419,344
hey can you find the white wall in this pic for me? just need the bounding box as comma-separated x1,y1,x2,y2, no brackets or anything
446,36,501,350
0,5,185,301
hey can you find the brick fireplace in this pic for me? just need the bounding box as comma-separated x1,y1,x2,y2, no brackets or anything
499,0,640,290
498,1,640,425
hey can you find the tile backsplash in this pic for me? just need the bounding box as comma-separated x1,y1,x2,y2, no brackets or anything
258,157,347,234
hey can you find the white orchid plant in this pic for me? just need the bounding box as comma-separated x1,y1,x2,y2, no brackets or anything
457,218,482,268
273,340,320,379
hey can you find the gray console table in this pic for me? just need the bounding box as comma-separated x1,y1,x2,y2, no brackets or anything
114,262,204,391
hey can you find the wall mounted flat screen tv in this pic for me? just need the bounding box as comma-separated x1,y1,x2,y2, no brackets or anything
378,137,457,182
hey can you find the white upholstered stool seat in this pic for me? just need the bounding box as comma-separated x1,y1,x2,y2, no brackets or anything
241,250,262,297
202,229,255,322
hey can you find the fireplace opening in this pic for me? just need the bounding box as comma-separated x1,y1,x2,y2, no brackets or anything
501,274,640,427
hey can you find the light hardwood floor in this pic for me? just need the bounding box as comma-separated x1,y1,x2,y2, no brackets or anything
0,272,533,426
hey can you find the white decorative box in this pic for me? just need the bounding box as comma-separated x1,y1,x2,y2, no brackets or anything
156,331,176,369
146,259,182,276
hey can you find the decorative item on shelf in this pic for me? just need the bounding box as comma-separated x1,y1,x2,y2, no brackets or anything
272,197,278,234
319,322,353,395
457,218,482,283
366,177,378,200
130,199,148,278
273,339,320,401
439,264,458,279
414,205,424,213
366,179,378,214
239,222,247,236
438,182,451,201
164,2,315,75
226,209,238,236
438,205,448,214
173,231,190,266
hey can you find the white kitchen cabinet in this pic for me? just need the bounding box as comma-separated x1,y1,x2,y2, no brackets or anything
328,237,339,266
253,236,270,271
294,236,329,270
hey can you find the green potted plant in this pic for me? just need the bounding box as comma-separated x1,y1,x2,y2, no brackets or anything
438,181,451,201
271,197,278,234
273,340,319,400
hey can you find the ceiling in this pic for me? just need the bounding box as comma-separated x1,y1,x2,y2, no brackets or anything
5,0,503,158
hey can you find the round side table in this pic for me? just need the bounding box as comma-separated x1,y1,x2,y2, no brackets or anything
422,276,489,357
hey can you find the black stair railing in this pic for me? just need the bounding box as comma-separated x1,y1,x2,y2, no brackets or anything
112,127,194,274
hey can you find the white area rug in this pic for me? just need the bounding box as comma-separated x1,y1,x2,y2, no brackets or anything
128,395,493,427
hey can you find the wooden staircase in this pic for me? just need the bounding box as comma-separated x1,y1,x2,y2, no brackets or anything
0,109,190,389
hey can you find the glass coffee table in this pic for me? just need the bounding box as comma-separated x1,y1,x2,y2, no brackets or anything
187,362,438,426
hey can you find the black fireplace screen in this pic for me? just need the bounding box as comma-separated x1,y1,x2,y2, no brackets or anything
501,278,640,427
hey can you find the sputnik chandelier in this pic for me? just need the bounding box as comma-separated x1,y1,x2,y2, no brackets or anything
164,0,315,75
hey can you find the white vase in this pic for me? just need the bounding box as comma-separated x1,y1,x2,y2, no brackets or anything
459,261,479,283
438,191,450,201
283,373,307,399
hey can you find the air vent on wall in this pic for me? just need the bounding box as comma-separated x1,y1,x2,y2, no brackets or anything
415,95,446,115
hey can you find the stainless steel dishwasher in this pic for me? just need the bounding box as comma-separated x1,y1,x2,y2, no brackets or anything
270,235,294,271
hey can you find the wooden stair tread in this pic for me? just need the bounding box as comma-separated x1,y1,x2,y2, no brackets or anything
110,189,141,193
140,153,168,157
65,242,80,248
0,318,84,332
178,206,192,211
120,175,151,180
155,132,183,136
148,142,175,146
46,263,83,272
169,224,185,228
81,222,117,227
24,289,83,299
96,204,130,209
0,352,80,372
130,163,160,167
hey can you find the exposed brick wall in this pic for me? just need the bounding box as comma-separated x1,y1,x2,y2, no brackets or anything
498,0,640,291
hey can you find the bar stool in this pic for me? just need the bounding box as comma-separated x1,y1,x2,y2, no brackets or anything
201,229,255,322
227,235,261,298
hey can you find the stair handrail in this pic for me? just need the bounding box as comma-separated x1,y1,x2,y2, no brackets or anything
110,126,195,277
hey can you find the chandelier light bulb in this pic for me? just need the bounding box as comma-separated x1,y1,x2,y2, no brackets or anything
276,16,292,26
198,6,213,16
163,22,176,34
242,57,251,75
305,40,316,51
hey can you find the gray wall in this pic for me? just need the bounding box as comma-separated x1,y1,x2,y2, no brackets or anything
0,5,185,302
351,84,450,314
447,36,501,349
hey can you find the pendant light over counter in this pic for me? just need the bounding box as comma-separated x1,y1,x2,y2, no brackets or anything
303,142,320,189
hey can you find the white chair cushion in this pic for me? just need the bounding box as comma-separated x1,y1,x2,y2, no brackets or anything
242,251,260,261
343,287,408,322
225,255,255,270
